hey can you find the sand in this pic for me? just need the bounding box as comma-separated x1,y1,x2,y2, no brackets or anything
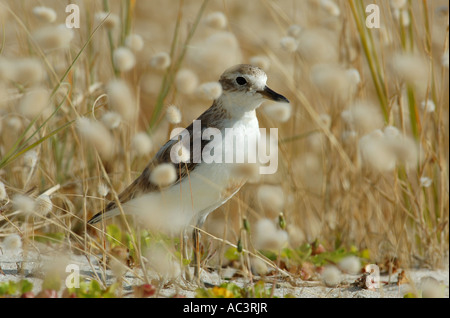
1,246,448,298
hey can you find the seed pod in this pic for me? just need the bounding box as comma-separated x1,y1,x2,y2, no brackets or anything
278,212,286,230
237,237,243,253
242,217,250,233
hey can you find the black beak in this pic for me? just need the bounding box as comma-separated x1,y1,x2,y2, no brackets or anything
259,86,290,103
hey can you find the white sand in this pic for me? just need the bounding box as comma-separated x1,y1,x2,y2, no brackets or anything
1,248,448,298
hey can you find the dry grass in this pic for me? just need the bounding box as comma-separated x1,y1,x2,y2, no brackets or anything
0,0,448,294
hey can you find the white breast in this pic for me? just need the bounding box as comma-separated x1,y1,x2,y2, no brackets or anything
120,111,260,236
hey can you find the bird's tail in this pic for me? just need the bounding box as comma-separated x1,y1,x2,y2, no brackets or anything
87,208,119,225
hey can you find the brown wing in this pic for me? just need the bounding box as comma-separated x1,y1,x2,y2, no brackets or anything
88,102,229,225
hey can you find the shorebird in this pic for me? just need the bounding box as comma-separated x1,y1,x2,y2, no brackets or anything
88,64,289,278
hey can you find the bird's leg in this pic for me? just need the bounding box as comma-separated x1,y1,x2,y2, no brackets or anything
182,228,193,282
193,227,201,282
193,213,211,283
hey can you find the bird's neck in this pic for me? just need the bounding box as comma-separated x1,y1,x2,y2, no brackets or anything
217,94,262,120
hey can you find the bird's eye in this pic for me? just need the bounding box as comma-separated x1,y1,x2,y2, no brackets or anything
236,76,247,85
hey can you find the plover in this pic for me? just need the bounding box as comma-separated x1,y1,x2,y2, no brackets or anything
88,64,289,276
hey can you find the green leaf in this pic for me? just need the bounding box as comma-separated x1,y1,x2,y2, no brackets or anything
297,243,312,259
103,283,118,298
42,272,61,291
106,224,122,248
195,287,211,298
89,279,102,298
281,247,294,259
224,247,240,261
0,282,9,295
33,232,65,244
259,250,277,261
0,280,34,296
19,279,33,294
182,258,191,266
3,281,18,295
223,282,242,298
360,249,370,261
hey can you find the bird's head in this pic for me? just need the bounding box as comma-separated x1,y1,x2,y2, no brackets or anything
218,64,289,116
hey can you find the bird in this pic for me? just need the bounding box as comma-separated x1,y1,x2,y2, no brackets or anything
88,64,289,278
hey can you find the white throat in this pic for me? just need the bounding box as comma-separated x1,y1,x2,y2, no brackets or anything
218,91,264,119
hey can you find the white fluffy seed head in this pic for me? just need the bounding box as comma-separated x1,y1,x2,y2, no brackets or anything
132,132,153,157
101,111,122,129
287,24,302,38
307,133,325,153
420,176,432,188
341,101,384,134
0,181,8,201
322,265,342,287
257,185,285,213
253,218,289,251
390,134,420,169
76,117,115,161
311,64,358,102
280,36,298,53
390,0,407,9
12,58,45,86
150,163,177,187
297,29,338,64
145,244,181,280
97,183,109,197
33,25,74,50
2,234,22,251
204,11,227,29
7,117,23,131
346,68,361,86
319,113,332,129
358,130,397,172
249,55,271,71
186,32,241,77
320,0,341,16
13,194,36,216
251,256,269,276
338,256,361,274
165,105,182,124
125,33,144,52
196,82,223,100
150,52,171,70
421,99,436,113
392,9,410,27
18,87,49,119
383,125,401,140
106,79,136,122
113,47,136,72
263,102,292,122
287,225,306,247
95,11,120,29
35,194,52,216
23,150,38,169
341,130,358,145
420,277,444,298
391,53,428,84
382,126,421,170
442,51,449,69
32,6,57,23
175,69,199,94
